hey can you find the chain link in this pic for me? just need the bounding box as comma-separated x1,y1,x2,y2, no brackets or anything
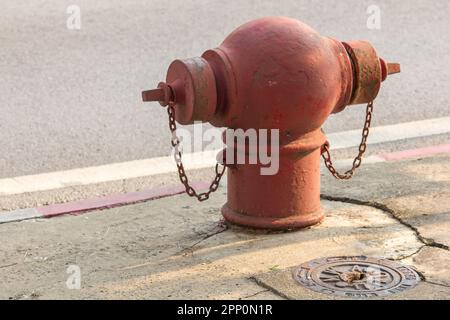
167,105,226,202
321,101,374,180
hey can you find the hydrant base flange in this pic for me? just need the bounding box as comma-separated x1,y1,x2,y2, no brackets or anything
221,205,324,230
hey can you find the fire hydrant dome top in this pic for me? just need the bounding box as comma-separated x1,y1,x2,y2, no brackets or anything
217,16,353,135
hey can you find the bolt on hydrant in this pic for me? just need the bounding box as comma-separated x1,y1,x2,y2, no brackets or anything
142,17,400,230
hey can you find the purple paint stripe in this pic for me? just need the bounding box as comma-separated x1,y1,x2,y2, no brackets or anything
36,182,210,218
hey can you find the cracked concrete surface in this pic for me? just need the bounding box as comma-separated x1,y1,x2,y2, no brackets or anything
0,155,448,299
0,188,425,299
403,247,450,287
320,154,450,292
321,195,448,250
321,155,450,249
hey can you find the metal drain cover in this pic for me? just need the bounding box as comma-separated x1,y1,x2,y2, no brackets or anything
293,256,420,298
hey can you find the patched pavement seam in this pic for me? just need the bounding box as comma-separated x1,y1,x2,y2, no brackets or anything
392,245,426,261
178,219,229,256
239,289,271,300
424,280,450,289
249,276,291,300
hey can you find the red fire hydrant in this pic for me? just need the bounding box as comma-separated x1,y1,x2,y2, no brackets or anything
142,17,400,230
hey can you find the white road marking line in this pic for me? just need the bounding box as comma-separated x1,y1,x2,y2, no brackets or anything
327,116,450,149
1,117,449,196
0,150,218,195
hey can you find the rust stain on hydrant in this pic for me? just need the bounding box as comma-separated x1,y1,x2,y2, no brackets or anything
142,17,400,230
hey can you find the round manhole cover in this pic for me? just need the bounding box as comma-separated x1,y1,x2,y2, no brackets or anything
293,256,421,298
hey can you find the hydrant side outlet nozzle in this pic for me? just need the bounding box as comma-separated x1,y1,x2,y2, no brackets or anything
143,58,218,124
141,17,400,230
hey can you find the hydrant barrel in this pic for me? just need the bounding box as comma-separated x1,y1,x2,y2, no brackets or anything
142,16,399,230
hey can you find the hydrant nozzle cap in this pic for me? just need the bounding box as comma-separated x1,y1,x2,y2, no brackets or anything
343,40,400,105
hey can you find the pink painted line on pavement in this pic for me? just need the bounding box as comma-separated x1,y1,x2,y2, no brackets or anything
36,182,210,218
377,143,450,162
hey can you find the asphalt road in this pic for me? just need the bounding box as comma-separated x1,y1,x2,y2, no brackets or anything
1,0,449,178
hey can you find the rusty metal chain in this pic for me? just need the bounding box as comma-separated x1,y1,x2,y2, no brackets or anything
167,105,226,201
321,101,374,180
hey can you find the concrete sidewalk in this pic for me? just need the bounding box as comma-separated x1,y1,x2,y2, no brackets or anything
0,155,449,300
